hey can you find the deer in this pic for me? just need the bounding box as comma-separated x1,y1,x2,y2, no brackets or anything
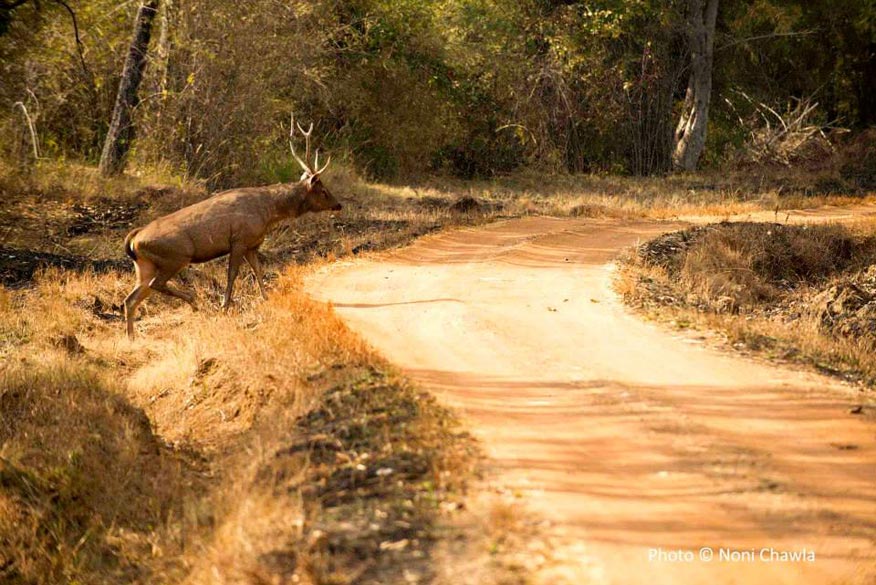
122,115,341,339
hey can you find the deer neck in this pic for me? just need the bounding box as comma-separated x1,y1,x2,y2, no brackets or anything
271,182,309,219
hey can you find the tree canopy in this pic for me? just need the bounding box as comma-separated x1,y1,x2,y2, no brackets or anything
1,0,873,184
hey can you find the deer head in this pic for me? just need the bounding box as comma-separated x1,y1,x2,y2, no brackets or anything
290,113,341,212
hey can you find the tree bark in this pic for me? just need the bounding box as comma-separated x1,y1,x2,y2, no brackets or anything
672,0,719,171
153,0,171,97
99,0,160,176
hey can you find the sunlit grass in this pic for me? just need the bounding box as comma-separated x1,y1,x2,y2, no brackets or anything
2,158,874,583
618,216,876,386
0,253,474,583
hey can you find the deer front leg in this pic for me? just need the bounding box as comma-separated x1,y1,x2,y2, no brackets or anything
223,246,245,311
244,249,268,300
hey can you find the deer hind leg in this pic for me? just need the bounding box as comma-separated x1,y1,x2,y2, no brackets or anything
125,259,156,339
149,266,197,310
223,246,246,311
244,249,268,300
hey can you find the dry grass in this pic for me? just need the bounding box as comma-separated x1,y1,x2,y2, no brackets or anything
619,218,876,386
2,161,873,289
418,167,876,220
2,159,875,583
0,358,193,584
0,161,516,583
637,222,871,310
0,159,189,203
0,256,478,584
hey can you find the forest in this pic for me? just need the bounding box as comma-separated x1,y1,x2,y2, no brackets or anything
2,0,875,187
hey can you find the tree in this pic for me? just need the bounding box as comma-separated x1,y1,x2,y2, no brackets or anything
672,0,718,171
99,0,160,176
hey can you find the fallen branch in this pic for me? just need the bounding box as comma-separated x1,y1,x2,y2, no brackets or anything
13,100,40,160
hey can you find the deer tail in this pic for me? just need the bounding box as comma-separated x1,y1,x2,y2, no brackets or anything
124,228,141,261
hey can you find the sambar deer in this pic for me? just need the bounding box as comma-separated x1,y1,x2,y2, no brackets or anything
123,115,341,338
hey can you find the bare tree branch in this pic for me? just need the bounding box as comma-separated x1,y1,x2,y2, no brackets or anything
716,30,817,53
13,100,40,160
50,0,92,83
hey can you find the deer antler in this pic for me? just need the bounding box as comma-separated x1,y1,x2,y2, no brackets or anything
296,119,313,169
289,113,311,174
289,112,330,176
315,151,331,175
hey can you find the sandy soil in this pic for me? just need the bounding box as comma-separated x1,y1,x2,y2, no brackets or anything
305,214,876,584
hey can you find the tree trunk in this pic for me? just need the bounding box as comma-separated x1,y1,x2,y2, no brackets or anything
99,0,160,176
153,0,171,97
672,0,719,171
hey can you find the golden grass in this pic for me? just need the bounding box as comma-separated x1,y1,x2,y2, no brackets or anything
0,257,476,584
618,217,876,387
0,159,191,203
416,167,876,220
0,356,192,584
3,160,873,271
0,160,497,584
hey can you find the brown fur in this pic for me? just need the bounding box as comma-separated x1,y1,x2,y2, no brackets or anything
123,175,341,338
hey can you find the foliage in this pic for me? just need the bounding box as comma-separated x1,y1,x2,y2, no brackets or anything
0,0,874,182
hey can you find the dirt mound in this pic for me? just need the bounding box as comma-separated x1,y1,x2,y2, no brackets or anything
569,203,614,218
0,246,128,288
638,224,714,271
814,265,876,340
67,198,148,236
412,195,453,209
637,222,866,310
625,217,876,384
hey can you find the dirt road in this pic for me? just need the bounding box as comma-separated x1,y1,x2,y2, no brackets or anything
305,215,876,584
